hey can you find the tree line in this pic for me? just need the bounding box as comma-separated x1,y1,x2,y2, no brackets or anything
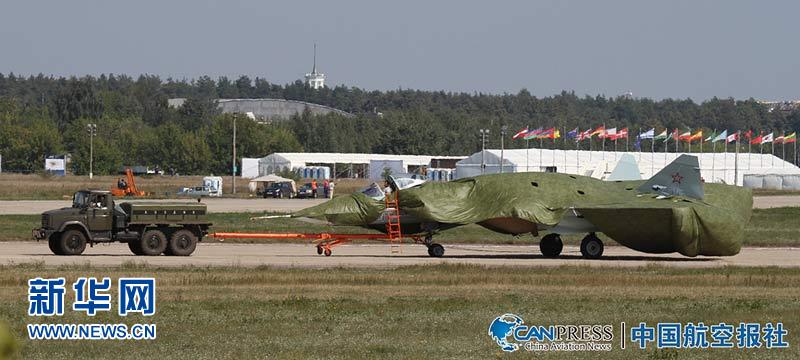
1,73,798,174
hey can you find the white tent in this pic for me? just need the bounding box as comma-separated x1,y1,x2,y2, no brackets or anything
258,152,465,178
455,149,800,186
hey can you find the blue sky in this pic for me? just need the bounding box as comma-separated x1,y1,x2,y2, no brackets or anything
1,0,797,101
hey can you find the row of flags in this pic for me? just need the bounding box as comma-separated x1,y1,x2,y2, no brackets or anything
512,126,797,145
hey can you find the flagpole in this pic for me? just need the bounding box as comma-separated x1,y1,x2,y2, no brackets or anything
650,128,656,177
723,135,727,183
734,131,740,185
772,133,775,167
711,129,716,182
563,126,567,172
782,134,786,168
539,138,543,171
602,123,606,161
526,138,530,172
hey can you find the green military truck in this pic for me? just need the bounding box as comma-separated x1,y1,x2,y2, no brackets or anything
33,190,211,256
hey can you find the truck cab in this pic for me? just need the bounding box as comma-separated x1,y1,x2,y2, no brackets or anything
34,190,211,256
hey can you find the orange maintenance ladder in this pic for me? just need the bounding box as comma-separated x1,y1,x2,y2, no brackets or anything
211,190,421,256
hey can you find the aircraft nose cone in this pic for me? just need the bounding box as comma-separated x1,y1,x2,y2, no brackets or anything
292,192,384,225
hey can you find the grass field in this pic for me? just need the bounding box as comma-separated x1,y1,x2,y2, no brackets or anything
0,174,371,200
3,207,800,247
0,264,796,359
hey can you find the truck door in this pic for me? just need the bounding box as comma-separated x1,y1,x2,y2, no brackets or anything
87,193,113,233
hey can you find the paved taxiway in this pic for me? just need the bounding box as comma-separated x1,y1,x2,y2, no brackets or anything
1,242,797,268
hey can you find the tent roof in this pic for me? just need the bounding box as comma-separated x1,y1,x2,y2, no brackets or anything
250,174,295,183
262,152,465,166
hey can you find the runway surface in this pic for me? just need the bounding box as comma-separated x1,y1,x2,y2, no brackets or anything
0,198,326,215
2,242,797,268
0,195,798,215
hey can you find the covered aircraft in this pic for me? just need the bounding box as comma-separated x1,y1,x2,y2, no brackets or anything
291,155,752,259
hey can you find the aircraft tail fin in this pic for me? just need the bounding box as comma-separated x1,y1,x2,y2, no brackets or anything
606,153,642,181
637,154,703,200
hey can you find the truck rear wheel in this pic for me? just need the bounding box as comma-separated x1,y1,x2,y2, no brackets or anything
167,229,198,256
139,229,167,256
59,230,87,256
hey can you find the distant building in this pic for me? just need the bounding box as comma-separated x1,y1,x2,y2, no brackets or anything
167,98,353,122
304,44,325,89
757,100,800,113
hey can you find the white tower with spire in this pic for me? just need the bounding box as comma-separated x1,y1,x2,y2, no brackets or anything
304,44,325,89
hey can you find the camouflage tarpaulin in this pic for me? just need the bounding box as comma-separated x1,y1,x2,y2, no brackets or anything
293,171,752,257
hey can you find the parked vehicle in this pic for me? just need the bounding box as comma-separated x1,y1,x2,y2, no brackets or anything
260,182,296,198
33,190,211,256
296,183,316,199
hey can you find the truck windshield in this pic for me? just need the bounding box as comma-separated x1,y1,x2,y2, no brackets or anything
72,192,89,208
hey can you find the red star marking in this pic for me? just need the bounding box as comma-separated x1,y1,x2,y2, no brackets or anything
671,172,683,184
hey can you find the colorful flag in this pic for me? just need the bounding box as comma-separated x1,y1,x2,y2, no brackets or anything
601,128,617,139
654,130,668,141
578,129,593,141
512,127,529,139
727,132,738,143
672,129,680,141
712,130,728,143
785,132,797,143
678,131,692,141
566,128,579,139
634,135,642,150
775,133,785,144
690,130,703,142
762,132,774,143
523,127,543,140
744,130,753,140
538,128,555,139
750,134,762,145
550,129,561,139
614,128,629,140
590,126,605,137
638,128,655,139
704,130,716,142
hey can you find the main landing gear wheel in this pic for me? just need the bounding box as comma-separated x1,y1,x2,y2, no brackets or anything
539,233,563,258
323,248,332,256
580,233,604,259
427,243,445,257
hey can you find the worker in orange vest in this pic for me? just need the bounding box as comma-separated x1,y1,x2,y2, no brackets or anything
311,179,318,198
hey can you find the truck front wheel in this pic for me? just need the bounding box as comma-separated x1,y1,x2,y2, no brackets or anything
48,233,63,255
167,229,198,256
139,229,167,256
59,230,87,256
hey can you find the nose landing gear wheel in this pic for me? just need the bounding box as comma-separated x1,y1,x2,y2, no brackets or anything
323,248,332,256
580,233,604,259
316,245,323,255
539,233,563,258
427,243,445,257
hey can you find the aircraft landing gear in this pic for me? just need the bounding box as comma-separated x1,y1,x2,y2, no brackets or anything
422,234,444,257
580,233,604,259
539,233,563,258
427,243,445,257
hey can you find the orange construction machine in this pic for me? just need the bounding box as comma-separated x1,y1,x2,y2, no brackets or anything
111,168,147,197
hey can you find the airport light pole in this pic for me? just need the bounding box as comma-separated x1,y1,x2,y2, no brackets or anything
500,125,508,173
86,123,97,179
232,114,237,194
479,128,490,174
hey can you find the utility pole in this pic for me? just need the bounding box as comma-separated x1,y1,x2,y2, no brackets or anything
479,128,490,174
232,114,237,194
86,123,97,179
500,125,508,173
